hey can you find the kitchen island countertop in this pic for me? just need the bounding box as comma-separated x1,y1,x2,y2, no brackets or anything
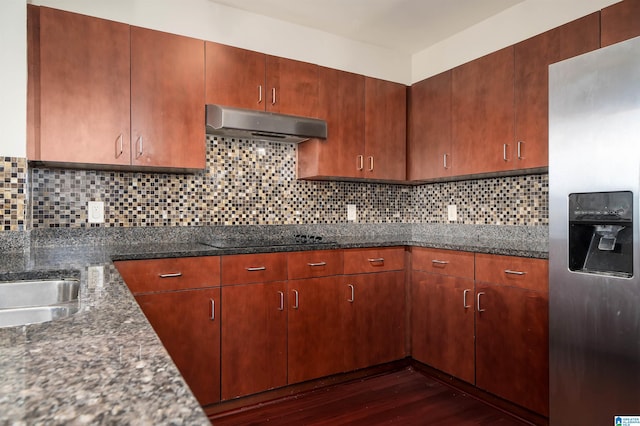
0,228,547,424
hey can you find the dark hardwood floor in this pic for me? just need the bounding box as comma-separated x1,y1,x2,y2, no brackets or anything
210,368,533,425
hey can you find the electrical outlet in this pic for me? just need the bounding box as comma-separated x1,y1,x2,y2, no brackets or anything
88,201,105,224
447,204,457,222
87,265,104,288
347,204,357,222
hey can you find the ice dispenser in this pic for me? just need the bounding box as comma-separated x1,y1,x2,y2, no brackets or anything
568,191,633,277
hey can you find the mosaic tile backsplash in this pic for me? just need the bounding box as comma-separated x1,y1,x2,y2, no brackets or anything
1,136,548,230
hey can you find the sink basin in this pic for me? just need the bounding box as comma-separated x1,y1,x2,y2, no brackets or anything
0,279,80,328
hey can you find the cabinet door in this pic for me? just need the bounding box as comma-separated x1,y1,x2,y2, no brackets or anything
452,47,515,176
135,288,221,406
131,27,205,169
288,276,346,384
475,283,549,416
514,13,599,170
411,271,475,383
364,77,407,181
407,70,452,181
298,67,365,179
601,0,640,47
205,42,265,111
266,56,319,117
35,7,131,165
344,271,406,371
221,282,287,400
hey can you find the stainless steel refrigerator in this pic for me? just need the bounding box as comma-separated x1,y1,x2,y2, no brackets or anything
549,36,640,425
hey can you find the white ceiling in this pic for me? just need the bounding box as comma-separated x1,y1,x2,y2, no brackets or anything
208,0,525,54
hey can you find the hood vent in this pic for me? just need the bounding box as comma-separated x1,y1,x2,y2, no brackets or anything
205,104,327,143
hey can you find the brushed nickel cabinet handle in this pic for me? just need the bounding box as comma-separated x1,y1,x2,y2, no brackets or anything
431,260,449,265
307,262,327,267
348,284,355,303
271,87,277,105
210,299,215,321
368,258,385,263
443,153,449,169
246,266,267,272
368,156,374,172
503,143,508,161
278,291,284,311
517,141,524,159
158,272,182,278
115,134,124,158
505,269,526,276
477,292,486,312
136,136,143,158
357,155,364,171
258,85,263,104
463,289,471,309
292,289,299,309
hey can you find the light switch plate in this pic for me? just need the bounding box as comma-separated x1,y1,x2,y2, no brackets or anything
447,204,457,222
88,201,105,223
347,204,357,222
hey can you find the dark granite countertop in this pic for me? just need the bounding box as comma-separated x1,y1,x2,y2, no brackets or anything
0,225,547,424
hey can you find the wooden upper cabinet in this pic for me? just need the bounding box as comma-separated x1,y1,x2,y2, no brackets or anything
298,67,365,179
452,47,515,177
131,27,205,169
514,13,600,170
205,42,318,117
364,77,407,181
31,7,131,165
601,0,640,47
407,70,452,181
266,56,319,117
205,42,265,111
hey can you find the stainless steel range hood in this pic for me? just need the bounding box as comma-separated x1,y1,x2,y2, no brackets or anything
205,104,327,143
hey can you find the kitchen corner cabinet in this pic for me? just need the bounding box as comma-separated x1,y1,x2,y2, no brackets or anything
474,253,549,416
298,71,406,182
601,0,640,47
407,70,452,181
451,47,515,176
342,247,406,370
514,13,600,170
220,253,288,400
28,6,205,171
114,256,222,406
410,248,475,383
205,42,319,117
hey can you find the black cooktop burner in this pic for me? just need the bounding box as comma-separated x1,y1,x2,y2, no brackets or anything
201,234,335,249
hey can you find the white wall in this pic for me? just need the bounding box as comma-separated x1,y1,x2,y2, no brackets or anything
1,0,27,158
412,0,622,83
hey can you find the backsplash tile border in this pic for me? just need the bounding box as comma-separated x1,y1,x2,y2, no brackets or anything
2,137,549,231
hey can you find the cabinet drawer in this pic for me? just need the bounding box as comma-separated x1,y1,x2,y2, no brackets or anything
343,247,405,274
221,253,287,285
475,253,548,292
411,247,474,279
288,250,343,279
115,256,220,294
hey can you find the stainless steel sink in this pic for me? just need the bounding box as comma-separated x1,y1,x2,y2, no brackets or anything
0,279,80,328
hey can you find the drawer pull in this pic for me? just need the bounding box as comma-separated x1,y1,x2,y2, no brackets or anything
278,291,284,311
368,258,385,263
431,260,449,265
246,266,267,272
210,299,215,321
504,269,526,276
477,292,486,312
307,262,327,267
348,284,355,303
463,289,471,309
159,272,182,278
292,289,299,309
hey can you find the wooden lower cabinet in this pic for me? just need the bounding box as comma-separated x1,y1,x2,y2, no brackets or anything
135,288,221,406
221,282,288,400
411,271,475,384
344,271,406,371
288,276,346,384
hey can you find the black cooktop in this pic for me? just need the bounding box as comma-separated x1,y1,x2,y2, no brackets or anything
201,234,335,249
